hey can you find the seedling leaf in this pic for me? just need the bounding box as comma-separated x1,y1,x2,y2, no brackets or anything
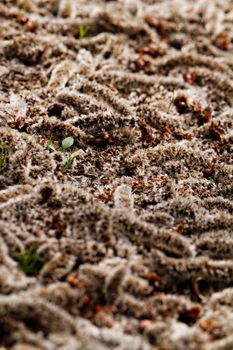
61,137,74,151
63,151,79,173
47,137,56,152
79,25,88,39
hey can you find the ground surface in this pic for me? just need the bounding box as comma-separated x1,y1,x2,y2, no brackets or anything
0,0,233,349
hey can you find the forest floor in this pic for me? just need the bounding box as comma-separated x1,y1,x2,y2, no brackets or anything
0,0,233,349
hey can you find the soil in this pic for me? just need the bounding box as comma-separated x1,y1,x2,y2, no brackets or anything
0,0,233,349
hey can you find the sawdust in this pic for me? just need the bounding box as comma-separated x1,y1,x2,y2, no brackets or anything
0,0,232,349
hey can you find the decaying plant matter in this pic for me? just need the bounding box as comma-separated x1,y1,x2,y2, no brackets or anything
0,0,232,349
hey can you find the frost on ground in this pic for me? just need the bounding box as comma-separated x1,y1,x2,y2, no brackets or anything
0,0,232,349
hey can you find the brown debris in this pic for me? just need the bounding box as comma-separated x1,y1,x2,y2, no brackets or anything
138,120,155,146
193,107,212,126
183,71,197,85
174,95,189,114
146,272,160,288
136,47,158,58
207,122,225,141
133,58,150,72
47,103,65,117
215,32,229,50
16,15,29,24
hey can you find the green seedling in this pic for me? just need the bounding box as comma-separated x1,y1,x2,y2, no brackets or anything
47,137,56,152
15,246,44,276
62,136,74,150
47,136,76,172
63,151,79,173
47,136,74,153
59,136,74,152
79,25,88,39
0,144,5,172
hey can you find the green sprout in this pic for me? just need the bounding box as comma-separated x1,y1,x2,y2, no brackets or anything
0,144,6,172
59,136,74,152
79,25,88,39
15,246,44,276
47,137,56,152
46,136,76,172
63,151,79,173
47,136,74,153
